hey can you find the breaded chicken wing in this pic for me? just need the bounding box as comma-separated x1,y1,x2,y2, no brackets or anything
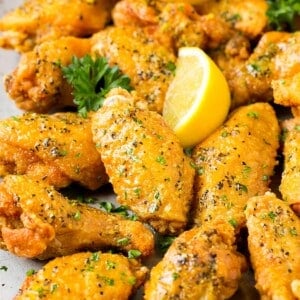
0,175,154,260
279,117,300,216
230,31,300,109
0,112,107,190
245,192,300,300
195,0,268,39
192,103,279,233
144,226,247,300
4,36,91,113
92,89,195,235
0,0,117,52
112,0,236,51
15,251,148,299
91,26,176,113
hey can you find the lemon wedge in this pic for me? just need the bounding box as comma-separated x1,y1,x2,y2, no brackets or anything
163,47,231,148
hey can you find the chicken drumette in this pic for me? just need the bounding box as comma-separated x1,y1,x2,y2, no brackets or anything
0,175,154,260
0,111,107,190
15,251,148,299
0,0,117,52
4,36,91,113
245,192,300,300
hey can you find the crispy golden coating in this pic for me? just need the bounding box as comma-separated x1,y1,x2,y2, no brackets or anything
245,192,300,300
144,226,247,300
230,32,300,109
0,0,117,52
0,175,154,260
91,26,176,114
15,251,148,299
195,0,268,39
0,112,107,190
279,117,300,216
112,0,235,51
4,36,91,113
192,103,279,233
92,89,195,235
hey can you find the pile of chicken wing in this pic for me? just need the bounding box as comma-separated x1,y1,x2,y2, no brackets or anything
0,0,300,299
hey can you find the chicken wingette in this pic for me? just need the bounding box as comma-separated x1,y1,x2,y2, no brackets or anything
0,0,117,52
92,89,195,235
192,103,280,233
112,0,247,52
194,0,268,40
91,26,176,114
245,192,300,300
4,36,91,113
0,112,107,190
229,31,300,109
15,251,148,299
144,225,247,300
0,175,154,260
279,117,300,216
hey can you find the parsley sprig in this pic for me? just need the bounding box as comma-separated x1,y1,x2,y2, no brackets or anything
266,0,300,31
62,55,132,117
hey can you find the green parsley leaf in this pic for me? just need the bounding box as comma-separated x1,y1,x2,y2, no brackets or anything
266,0,300,31
128,249,142,259
62,55,133,117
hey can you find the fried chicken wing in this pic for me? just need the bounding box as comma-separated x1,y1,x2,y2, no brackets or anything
92,89,195,234
0,112,107,190
15,251,148,299
144,226,247,300
195,0,268,39
0,175,154,260
112,0,235,51
4,36,91,113
192,103,280,233
0,0,117,52
230,31,300,108
91,26,176,113
279,117,300,216
245,192,300,300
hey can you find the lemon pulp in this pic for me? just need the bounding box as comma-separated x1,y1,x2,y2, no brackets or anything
163,47,231,148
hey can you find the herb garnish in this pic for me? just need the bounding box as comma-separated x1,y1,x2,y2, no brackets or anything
62,55,132,117
266,0,300,31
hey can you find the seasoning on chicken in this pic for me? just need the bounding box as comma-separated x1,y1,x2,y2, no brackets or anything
0,175,154,260
144,225,247,300
92,88,195,235
192,103,280,233
15,251,148,299
0,112,107,190
279,117,300,216
194,0,268,40
230,31,300,109
112,0,236,52
91,26,176,114
245,192,300,300
4,36,91,113
0,0,117,52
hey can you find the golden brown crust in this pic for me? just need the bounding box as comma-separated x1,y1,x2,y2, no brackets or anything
92,90,195,235
91,26,176,114
245,192,300,299
15,252,148,299
0,0,117,52
280,117,300,213
0,112,107,190
0,175,154,259
144,226,246,300
4,36,91,113
192,103,279,233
